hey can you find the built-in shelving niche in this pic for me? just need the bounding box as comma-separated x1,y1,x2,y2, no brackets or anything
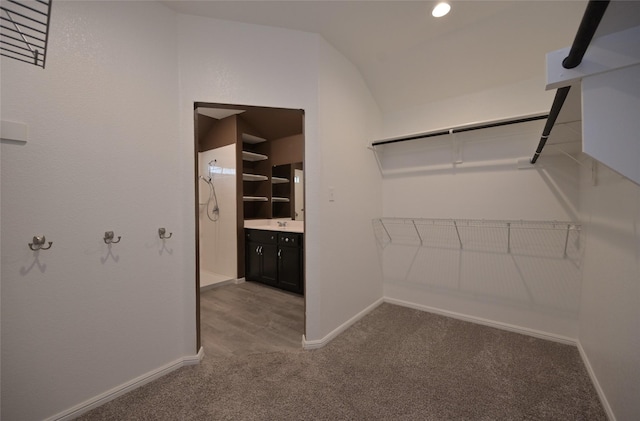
242,133,270,219
242,150,268,161
243,173,268,182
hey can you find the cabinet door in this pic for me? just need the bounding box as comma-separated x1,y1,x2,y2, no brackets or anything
245,241,262,282
277,245,302,294
260,243,278,286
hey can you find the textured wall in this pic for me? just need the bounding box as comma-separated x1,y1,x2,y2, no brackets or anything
176,14,384,342
175,14,320,343
578,161,640,420
0,2,182,419
313,39,384,341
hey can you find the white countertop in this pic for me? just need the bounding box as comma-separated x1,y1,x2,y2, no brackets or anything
244,219,304,233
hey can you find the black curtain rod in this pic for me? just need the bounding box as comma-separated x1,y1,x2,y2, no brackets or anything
531,0,609,163
372,114,548,147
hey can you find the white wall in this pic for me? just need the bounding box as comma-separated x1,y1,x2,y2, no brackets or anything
0,2,185,420
198,146,237,283
311,40,383,342
379,84,582,339
176,15,383,343
582,63,640,186
0,5,386,417
175,14,319,345
578,160,640,420
382,76,555,139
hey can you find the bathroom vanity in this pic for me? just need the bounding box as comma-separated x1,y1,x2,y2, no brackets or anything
244,224,303,295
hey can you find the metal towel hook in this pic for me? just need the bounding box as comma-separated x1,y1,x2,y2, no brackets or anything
158,228,172,239
103,231,121,244
28,235,53,251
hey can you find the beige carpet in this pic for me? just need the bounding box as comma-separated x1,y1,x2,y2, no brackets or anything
78,303,605,420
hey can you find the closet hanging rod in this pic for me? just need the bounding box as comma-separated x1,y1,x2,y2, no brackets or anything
530,0,609,163
562,0,610,69
371,114,548,147
530,86,571,164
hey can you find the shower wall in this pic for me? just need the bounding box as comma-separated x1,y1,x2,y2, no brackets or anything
198,144,237,287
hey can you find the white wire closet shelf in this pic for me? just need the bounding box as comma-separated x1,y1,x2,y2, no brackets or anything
373,217,582,259
0,0,52,68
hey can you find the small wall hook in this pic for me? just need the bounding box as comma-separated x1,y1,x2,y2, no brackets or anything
158,228,172,239
104,231,121,244
28,235,53,251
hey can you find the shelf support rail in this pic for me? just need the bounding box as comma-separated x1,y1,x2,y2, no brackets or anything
453,220,463,250
563,223,572,258
412,219,423,246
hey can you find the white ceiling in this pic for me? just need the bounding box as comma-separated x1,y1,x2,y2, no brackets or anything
162,0,591,114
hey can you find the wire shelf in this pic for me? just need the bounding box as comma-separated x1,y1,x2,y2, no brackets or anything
1,0,52,68
374,217,582,259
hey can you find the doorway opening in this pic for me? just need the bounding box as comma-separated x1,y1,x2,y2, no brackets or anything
194,102,305,354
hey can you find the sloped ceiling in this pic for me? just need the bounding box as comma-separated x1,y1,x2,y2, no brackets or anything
162,0,588,114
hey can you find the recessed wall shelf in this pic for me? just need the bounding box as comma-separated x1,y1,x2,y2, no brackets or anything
272,197,290,203
242,151,268,162
243,173,268,182
271,176,289,184
242,133,267,144
243,196,268,202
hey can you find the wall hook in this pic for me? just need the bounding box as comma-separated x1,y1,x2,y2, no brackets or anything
104,231,121,244
158,228,172,239
28,235,53,251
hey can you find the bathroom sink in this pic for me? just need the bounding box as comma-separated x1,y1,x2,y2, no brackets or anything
244,220,304,233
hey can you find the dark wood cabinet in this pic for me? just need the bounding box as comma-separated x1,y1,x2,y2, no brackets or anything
245,229,303,295
245,229,278,286
277,232,303,294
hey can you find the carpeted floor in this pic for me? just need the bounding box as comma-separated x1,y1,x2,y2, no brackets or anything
77,303,605,420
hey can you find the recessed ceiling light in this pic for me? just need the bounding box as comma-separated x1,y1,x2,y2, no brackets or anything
432,2,451,18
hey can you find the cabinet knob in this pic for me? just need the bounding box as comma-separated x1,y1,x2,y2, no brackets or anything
285,238,289,243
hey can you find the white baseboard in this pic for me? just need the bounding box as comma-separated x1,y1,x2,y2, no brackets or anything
383,297,577,345
576,342,616,421
302,298,384,349
48,348,205,421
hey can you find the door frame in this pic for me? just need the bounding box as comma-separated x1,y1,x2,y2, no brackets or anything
193,102,306,353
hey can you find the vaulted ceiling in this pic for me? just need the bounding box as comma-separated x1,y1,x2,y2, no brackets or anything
162,0,592,114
